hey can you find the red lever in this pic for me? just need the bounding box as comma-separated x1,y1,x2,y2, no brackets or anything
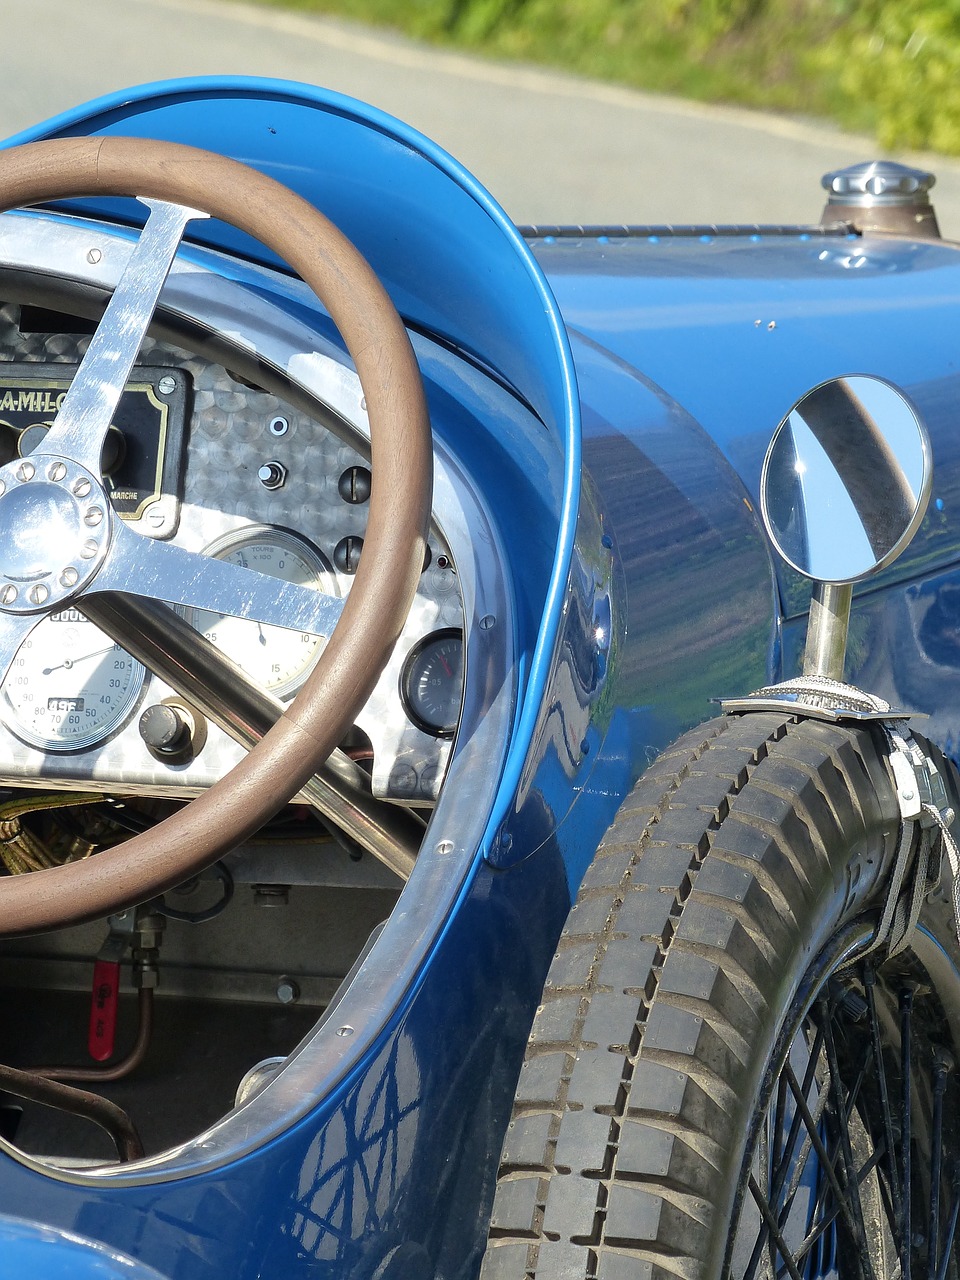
88,958,120,1062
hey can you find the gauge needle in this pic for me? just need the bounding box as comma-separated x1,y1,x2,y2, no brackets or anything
439,653,453,677
257,623,267,646
42,646,115,675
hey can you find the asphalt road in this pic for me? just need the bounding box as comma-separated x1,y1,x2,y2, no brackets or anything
5,0,960,235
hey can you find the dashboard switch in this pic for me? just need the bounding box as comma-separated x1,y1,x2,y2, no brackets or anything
257,460,287,490
139,701,204,762
334,535,364,574
338,465,372,504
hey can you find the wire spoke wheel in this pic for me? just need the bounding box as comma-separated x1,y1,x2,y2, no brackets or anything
733,922,960,1280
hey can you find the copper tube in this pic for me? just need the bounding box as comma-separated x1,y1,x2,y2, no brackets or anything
29,987,153,1084
0,1062,143,1161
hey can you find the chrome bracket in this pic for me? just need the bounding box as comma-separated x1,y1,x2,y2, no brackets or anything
720,675,918,724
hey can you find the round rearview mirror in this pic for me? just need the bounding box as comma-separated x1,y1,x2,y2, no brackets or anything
760,375,932,584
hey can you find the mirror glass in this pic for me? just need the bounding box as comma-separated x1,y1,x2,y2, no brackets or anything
760,375,932,584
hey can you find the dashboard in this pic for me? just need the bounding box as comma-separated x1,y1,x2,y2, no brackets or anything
0,297,464,808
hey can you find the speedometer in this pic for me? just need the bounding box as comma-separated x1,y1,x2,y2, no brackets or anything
1,609,146,751
187,526,337,700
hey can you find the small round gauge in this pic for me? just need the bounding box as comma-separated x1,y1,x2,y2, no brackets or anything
2,610,146,751
401,629,464,738
187,526,337,700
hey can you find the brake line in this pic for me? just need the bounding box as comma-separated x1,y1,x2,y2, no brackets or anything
26,986,153,1084
0,1061,142,1161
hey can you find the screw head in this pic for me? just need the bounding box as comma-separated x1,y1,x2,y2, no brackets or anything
275,977,300,1005
27,583,48,606
72,477,91,499
15,461,34,483
157,376,176,396
0,585,17,605
83,507,104,528
59,566,79,588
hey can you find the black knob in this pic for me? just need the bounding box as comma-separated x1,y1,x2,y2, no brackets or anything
100,426,126,476
0,424,17,467
17,423,49,456
334,535,364,574
338,466,372,504
139,704,191,756
19,423,125,475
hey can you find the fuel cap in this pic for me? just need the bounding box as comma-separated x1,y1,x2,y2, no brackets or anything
820,160,940,238
822,160,935,207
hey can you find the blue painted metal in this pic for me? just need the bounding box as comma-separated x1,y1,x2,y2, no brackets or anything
0,1215,171,1279
487,325,778,875
533,227,960,778
534,231,960,614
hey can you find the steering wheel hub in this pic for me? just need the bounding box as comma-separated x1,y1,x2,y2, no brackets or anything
0,454,109,612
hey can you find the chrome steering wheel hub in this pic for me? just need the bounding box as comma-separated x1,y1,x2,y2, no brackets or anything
0,453,109,613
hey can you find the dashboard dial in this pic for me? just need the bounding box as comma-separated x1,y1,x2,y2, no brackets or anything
187,526,337,700
400,630,464,738
1,610,146,751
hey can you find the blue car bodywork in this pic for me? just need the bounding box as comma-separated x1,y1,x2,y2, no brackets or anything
0,76,956,1280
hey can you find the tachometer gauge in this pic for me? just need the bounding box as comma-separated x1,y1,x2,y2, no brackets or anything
187,526,337,700
1,610,146,751
400,630,464,738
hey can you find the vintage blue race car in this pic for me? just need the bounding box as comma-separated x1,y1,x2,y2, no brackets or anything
0,74,955,1280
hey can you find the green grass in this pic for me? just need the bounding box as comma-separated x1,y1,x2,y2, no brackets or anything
238,0,960,154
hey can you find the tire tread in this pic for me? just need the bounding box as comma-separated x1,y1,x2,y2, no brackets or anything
480,713,901,1280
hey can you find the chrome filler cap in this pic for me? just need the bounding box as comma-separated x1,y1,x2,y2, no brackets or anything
822,160,935,208
820,160,941,238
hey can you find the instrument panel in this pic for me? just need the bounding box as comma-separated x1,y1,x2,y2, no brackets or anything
0,303,464,805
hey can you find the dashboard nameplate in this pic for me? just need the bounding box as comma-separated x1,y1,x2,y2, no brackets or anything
0,362,190,539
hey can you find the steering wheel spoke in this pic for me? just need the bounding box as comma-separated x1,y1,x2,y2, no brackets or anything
90,516,345,637
39,199,207,475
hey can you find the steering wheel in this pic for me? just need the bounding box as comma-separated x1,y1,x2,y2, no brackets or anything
0,136,432,935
